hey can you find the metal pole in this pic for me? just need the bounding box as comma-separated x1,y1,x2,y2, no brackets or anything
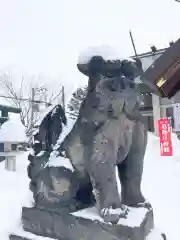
129,30,138,57
152,94,161,136
30,87,35,142
44,92,48,108
61,85,65,110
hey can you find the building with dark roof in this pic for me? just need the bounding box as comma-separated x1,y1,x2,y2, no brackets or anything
132,45,180,134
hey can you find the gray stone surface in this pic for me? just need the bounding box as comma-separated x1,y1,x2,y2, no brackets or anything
21,206,154,240
9,235,31,240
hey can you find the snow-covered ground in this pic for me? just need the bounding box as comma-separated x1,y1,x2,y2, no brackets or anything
0,152,33,239
143,133,180,240
0,133,180,239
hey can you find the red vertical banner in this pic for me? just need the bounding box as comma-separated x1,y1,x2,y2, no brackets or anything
158,118,173,156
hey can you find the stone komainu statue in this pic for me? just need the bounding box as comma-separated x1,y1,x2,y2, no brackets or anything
28,55,150,224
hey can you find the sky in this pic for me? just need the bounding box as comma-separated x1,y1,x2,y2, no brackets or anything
0,0,180,97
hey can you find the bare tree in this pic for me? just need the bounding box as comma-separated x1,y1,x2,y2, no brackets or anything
0,72,64,138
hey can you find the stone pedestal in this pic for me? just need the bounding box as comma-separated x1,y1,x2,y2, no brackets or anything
9,206,154,240
9,236,30,240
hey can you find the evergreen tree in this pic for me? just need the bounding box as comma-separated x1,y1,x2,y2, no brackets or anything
67,85,88,119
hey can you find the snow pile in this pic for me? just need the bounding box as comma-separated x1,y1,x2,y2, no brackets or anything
47,153,74,172
78,45,134,64
0,152,33,239
142,132,180,240
0,114,27,142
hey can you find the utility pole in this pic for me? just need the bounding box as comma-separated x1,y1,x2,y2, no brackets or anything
30,87,35,142
129,30,138,57
44,93,48,108
36,86,48,109
61,85,65,110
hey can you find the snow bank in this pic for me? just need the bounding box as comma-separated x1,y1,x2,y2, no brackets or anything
0,152,33,240
142,132,180,240
0,114,27,142
78,45,134,64
147,229,166,240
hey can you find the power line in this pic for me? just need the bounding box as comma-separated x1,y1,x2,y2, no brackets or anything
0,94,52,104
0,86,64,105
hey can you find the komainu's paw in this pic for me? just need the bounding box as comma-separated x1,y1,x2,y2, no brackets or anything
136,201,152,210
100,205,129,225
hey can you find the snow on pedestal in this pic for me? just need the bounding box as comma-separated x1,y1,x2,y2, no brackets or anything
13,205,153,240
72,206,148,227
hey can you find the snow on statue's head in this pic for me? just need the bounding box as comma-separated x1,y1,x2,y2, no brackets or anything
77,45,143,80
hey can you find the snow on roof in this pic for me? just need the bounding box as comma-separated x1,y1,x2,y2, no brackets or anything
0,114,27,142
78,45,134,64
0,97,11,106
